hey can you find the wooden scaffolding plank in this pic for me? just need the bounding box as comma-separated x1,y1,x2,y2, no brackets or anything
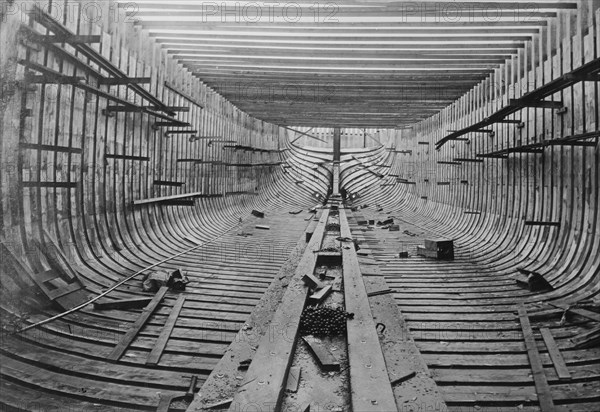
107,286,169,362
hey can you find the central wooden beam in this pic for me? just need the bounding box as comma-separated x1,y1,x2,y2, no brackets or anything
340,208,397,410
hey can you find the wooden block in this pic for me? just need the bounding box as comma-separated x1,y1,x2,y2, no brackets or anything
308,285,332,303
286,367,301,393
417,243,454,260
424,238,453,251
302,336,340,372
251,210,265,218
255,225,270,230
302,274,322,290
93,297,153,310
356,217,368,225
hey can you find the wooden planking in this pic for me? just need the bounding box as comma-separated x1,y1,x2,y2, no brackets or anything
229,209,329,412
515,308,554,411
146,295,186,366
540,327,572,380
348,214,447,410
107,286,169,362
339,208,397,411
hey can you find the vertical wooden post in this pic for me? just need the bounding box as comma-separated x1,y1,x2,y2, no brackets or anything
333,127,341,163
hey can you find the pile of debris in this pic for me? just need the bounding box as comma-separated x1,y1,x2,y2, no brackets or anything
142,269,189,293
325,223,341,231
299,306,353,337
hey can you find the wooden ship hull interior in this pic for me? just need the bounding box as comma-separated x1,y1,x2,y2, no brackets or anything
0,1,599,411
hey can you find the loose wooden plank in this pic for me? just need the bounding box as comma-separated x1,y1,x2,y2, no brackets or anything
540,328,571,380
302,336,340,372
146,295,186,366
205,398,233,409
108,286,169,362
308,285,332,303
302,273,322,289
517,306,556,412
286,367,301,393
94,297,153,310
570,325,600,349
549,303,600,322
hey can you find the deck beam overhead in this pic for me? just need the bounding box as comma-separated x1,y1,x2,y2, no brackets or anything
120,0,578,127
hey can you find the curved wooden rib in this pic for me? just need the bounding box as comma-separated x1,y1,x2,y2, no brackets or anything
0,8,320,410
